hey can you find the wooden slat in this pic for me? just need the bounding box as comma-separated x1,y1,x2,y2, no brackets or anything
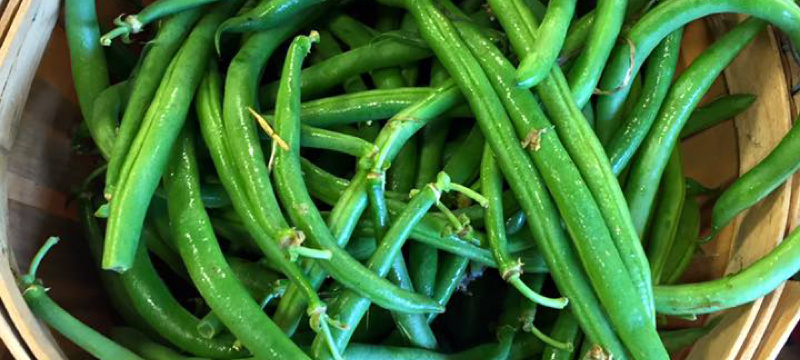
752,281,800,360
687,16,793,360
0,300,31,360
0,0,60,151
0,153,65,360
736,284,786,360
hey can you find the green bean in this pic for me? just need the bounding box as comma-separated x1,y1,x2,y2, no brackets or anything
486,0,655,323
216,0,326,50
481,146,568,309
399,13,422,86
542,310,581,360
562,0,627,107
65,0,109,110
197,278,286,340
654,224,800,315
259,88,469,127
142,222,189,281
441,124,484,185
21,240,143,360
680,94,757,139
595,0,800,129
605,30,683,176
624,18,766,238
259,38,433,105
659,317,721,353
399,0,650,358
410,115,451,299
334,18,441,344
660,196,700,285
101,0,222,45
112,327,198,360
561,13,592,62
103,2,239,272
311,30,370,92
524,0,547,21
79,194,158,336
684,178,716,197
65,0,110,144
273,82,464,335
105,8,204,198
386,257,439,349
165,127,310,359
646,149,685,285
310,173,472,358
89,81,126,159
610,72,644,144
299,125,378,158
427,254,469,324
516,0,576,88
710,116,800,236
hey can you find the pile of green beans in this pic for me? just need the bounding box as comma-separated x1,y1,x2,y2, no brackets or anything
24,0,800,358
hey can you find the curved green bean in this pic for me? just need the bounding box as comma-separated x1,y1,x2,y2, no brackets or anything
101,0,221,45
516,0,576,88
680,94,757,139
709,116,800,236
605,30,683,176
654,224,800,315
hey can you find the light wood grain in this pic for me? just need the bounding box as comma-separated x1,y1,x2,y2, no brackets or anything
752,281,800,360
736,284,786,360
0,0,60,151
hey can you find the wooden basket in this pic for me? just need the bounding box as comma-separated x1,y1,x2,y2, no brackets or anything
0,3,797,359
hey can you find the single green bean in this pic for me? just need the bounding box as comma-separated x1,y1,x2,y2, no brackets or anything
516,0,577,87
542,310,581,360
605,30,684,176
661,196,701,285
646,149,685,285
101,0,222,45
654,224,800,315
563,0,627,108
386,257,439,349
89,81,126,159
21,238,143,360
710,116,800,236
680,94,757,139
215,0,327,51
166,125,311,359
65,0,109,120
659,317,721,353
